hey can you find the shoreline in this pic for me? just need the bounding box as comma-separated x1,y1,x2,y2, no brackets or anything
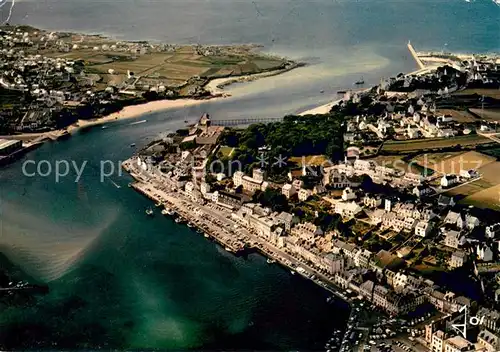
122,158,353,305
298,99,343,116
4,63,305,142
205,62,305,96
66,97,225,133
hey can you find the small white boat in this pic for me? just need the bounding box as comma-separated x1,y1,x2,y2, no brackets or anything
267,258,276,264
163,207,175,216
145,208,154,216
204,233,209,238
290,270,296,275
130,143,136,147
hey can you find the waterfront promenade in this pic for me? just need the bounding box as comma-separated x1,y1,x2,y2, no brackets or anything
122,158,352,304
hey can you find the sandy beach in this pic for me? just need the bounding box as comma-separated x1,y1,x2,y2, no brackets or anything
298,99,342,116
0,97,224,143
204,63,303,96
66,97,224,133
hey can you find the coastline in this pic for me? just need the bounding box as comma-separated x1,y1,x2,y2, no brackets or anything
298,99,343,116
66,97,225,133
122,158,352,304
3,63,305,142
204,62,305,96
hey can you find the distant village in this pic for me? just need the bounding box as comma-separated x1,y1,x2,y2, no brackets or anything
126,49,500,352
0,25,280,137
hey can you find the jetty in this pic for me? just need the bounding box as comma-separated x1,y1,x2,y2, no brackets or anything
407,41,426,70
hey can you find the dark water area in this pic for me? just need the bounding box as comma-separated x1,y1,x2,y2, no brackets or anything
0,114,349,349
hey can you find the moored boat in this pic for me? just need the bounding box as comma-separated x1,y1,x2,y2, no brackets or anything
354,77,364,85
145,207,154,217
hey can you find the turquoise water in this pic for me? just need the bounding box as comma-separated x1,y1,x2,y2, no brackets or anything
0,0,499,349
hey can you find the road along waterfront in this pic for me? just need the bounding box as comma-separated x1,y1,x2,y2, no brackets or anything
123,157,353,304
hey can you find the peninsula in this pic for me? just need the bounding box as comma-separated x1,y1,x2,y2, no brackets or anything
123,48,500,351
0,25,301,164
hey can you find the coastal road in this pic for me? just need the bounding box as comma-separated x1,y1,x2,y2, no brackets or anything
125,160,351,302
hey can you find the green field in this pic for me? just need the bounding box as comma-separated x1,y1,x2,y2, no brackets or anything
382,135,492,152
46,45,287,90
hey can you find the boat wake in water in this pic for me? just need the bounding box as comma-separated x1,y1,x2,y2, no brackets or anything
0,200,119,282
129,119,147,125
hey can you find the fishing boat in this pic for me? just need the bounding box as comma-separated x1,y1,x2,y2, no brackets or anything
163,207,175,216
187,222,195,228
290,270,296,275
320,90,324,93
337,90,347,94
155,201,162,207
204,233,209,238
145,207,154,217
130,143,136,147
101,125,108,129
175,216,186,224
196,229,203,234
267,258,276,264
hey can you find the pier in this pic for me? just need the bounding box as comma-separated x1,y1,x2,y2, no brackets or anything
407,41,426,70
211,117,283,127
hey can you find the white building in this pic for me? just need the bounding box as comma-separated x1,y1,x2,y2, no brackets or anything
282,183,296,199
450,251,467,269
477,244,494,262
335,202,362,219
291,222,323,243
443,336,474,352
441,174,458,188
477,329,500,352
444,230,466,249
200,182,211,195
415,220,432,237
341,187,357,201
298,188,312,202
233,169,268,193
